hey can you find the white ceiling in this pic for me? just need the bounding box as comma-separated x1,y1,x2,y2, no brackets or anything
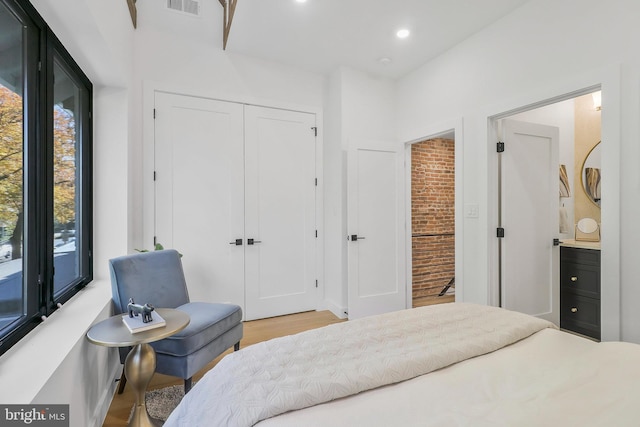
140,0,532,80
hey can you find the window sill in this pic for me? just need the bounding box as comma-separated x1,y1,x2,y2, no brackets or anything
0,280,112,403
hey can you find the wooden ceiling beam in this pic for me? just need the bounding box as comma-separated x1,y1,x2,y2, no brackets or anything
219,0,237,50
127,0,137,29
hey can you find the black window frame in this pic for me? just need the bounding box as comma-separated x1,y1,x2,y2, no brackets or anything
0,0,93,357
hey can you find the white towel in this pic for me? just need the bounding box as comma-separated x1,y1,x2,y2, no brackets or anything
559,206,570,233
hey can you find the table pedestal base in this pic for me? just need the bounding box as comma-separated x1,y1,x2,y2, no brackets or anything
125,343,162,427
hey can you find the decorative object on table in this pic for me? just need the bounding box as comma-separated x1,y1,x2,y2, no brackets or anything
127,298,155,323
559,164,571,197
109,249,243,394
122,311,166,334
575,217,600,242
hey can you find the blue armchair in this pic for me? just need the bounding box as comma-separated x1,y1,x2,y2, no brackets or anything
109,249,243,393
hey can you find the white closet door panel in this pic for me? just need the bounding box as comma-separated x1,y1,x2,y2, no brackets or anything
244,106,317,320
347,140,406,319
154,92,244,306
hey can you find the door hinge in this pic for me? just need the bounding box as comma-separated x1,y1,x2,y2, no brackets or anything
315,279,318,288
153,236,157,246
497,227,505,238
315,178,318,186
153,108,156,119
553,238,560,246
153,171,157,181
497,141,505,153
311,126,318,137
315,230,318,238
38,61,42,72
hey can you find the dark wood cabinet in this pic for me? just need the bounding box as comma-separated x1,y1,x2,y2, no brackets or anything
560,246,600,340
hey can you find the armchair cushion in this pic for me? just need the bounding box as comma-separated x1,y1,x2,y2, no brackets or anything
110,249,190,313
152,302,243,357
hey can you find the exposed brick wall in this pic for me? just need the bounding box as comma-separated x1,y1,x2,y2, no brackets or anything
411,138,455,300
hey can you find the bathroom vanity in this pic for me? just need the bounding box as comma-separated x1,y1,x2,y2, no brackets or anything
559,240,601,340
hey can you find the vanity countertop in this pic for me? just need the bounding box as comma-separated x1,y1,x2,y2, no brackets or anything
560,239,601,250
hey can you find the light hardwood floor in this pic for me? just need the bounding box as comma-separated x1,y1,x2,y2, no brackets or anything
102,297,454,426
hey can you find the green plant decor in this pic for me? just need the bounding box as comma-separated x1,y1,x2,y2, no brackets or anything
135,242,183,257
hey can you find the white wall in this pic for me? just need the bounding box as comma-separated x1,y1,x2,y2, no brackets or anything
32,0,133,89
132,1,325,107
322,67,398,313
396,0,640,342
323,69,345,315
339,67,397,142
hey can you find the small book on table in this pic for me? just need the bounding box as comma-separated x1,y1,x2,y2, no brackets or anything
122,312,166,333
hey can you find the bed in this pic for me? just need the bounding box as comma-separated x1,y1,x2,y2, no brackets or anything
164,303,640,426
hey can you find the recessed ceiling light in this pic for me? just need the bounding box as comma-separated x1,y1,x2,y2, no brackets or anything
378,57,392,65
295,0,307,3
396,28,410,39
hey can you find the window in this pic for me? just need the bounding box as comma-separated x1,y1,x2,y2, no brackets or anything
0,0,92,356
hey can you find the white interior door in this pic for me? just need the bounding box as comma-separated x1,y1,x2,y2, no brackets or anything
154,92,244,306
244,106,317,320
500,119,559,325
347,139,406,319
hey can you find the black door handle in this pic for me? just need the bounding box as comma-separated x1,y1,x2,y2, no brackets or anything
247,238,262,245
229,239,243,246
350,234,366,241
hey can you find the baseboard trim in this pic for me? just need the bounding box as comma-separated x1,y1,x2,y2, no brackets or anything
323,300,348,319
91,357,121,426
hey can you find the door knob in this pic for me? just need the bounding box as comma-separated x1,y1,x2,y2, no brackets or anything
350,234,366,241
247,238,262,245
229,239,243,246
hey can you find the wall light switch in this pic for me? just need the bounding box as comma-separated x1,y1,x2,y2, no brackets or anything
465,203,479,218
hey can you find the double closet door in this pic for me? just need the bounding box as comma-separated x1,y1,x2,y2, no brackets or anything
154,92,317,320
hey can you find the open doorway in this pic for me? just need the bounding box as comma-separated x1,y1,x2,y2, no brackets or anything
493,90,601,332
411,133,455,308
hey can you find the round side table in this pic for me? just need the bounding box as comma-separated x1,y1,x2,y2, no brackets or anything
87,308,190,427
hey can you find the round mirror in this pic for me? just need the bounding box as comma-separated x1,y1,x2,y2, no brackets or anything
581,142,601,207
577,217,598,234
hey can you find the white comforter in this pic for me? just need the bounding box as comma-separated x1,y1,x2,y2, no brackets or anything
258,328,640,427
164,303,554,427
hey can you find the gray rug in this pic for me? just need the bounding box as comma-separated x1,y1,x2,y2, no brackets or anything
130,384,185,422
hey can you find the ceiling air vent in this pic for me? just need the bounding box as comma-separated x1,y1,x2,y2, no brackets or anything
167,0,201,17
